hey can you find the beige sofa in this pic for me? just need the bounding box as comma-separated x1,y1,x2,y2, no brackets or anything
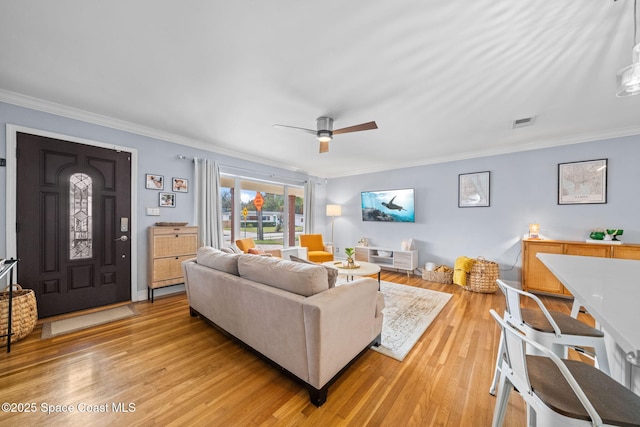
182,247,384,406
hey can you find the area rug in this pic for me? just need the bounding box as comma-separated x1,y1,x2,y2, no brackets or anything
41,305,138,339
366,280,452,361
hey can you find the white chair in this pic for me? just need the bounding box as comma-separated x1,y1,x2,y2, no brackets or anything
489,309,640,427
489,279,609,396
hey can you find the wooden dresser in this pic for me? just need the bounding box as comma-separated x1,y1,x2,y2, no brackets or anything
148,225,198,302
522,239,640,297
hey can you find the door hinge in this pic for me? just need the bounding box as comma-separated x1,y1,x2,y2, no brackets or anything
15,147,20,159
16,222,20,233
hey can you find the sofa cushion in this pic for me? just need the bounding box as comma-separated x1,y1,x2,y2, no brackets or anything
290,255,338,288
196,246,240,276
238,254,329,297
248,247,265,255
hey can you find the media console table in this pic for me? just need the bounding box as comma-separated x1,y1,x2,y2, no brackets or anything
354,246,418,277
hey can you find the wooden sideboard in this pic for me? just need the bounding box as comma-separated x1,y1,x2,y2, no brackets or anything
148,226,198,302
522,239,640,297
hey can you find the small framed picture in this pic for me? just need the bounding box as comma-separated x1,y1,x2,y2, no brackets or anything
458,171,490,207
146,174,164,190
558,159,607,205
159,192,176,207
172,177,189,192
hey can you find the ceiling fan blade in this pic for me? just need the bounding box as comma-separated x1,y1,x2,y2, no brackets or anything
319,140,330,153
332,121,378,135
273,124,317,135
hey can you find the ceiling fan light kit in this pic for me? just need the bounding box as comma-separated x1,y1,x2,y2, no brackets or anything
617,0,640,97
617,43,640,96
273,116,378,153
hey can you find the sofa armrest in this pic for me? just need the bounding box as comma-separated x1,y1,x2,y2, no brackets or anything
302,278,383,389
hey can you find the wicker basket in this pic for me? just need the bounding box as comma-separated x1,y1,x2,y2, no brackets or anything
466,257,499,293
422,267,453,284
0,285,38,346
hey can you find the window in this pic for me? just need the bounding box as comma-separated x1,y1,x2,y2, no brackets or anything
69,173,93,259
220,174,305,249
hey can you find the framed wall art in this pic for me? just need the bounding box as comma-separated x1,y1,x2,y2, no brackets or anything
558,159,607,205
172,177,189,192
458,171,490,207
159,192,176,207
146,174,164,190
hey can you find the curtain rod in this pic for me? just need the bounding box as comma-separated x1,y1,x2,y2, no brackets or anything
177,155,307,185
177,155,200,162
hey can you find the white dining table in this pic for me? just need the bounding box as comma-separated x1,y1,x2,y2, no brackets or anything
537,253,640,394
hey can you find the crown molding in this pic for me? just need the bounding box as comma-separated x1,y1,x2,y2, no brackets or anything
4,89,640,180
0,89,311,176
321,125,640,179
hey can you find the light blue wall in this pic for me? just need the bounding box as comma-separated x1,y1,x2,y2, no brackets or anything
0,101,311,295
3,100,639,289
325,136,640,281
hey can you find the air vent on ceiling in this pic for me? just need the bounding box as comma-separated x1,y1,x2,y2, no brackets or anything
512,116,536,129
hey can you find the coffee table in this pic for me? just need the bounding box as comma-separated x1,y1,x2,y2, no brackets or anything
322,261,381,288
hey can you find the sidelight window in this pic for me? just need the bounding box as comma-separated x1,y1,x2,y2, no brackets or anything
69,173,93,259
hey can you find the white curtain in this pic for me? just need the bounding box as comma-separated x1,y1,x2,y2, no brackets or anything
194,158,224,248
304,179,314,233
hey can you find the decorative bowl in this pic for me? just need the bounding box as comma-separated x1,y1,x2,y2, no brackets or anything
377,250,392,257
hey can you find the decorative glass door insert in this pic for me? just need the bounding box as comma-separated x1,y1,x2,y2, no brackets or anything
70,173,93,259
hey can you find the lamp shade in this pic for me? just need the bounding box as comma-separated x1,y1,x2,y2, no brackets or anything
617,44,640,97
529,223,540,239
326,204,342,216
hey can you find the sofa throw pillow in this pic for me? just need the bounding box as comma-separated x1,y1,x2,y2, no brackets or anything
219,244,242,254
237,254,328,297
196,247,240,276
248,247,265,255
289,255,338,289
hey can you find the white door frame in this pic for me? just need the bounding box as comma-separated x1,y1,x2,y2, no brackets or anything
5,124,139,302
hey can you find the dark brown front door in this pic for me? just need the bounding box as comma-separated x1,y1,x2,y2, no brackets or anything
16,132,132,318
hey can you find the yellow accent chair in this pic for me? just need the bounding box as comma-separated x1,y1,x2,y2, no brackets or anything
299,234,334,263
235,238,281,257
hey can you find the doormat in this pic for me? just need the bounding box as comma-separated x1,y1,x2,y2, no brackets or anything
41,305,138,339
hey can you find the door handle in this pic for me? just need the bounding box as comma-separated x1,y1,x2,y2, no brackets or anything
114,235,129,242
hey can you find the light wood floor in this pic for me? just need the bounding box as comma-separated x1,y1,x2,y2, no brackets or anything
0,272,587,426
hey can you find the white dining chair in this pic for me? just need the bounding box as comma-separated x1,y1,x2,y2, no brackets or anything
489,309,640,427
489,279,610,396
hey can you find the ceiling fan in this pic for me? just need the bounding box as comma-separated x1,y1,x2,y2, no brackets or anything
273,116,378,153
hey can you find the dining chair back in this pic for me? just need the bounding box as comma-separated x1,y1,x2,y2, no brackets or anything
489,279,610,396
489,309,640,427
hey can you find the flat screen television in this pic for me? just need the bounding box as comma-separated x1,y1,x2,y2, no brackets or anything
361,188,415,222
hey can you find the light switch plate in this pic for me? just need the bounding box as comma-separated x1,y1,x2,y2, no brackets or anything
146,207,160,216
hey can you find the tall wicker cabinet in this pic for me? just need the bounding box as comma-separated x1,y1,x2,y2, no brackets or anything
148,225,199,302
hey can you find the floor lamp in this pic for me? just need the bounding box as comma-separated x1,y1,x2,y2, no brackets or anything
326,204,342,245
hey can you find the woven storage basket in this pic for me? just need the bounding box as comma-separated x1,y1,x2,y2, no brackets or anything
466,257,499,293
0,285,38,346
422,267,453,284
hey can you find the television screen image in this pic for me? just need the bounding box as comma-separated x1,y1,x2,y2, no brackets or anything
361,188,415,222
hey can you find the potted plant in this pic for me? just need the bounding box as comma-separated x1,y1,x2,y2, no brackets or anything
344,248,355,267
